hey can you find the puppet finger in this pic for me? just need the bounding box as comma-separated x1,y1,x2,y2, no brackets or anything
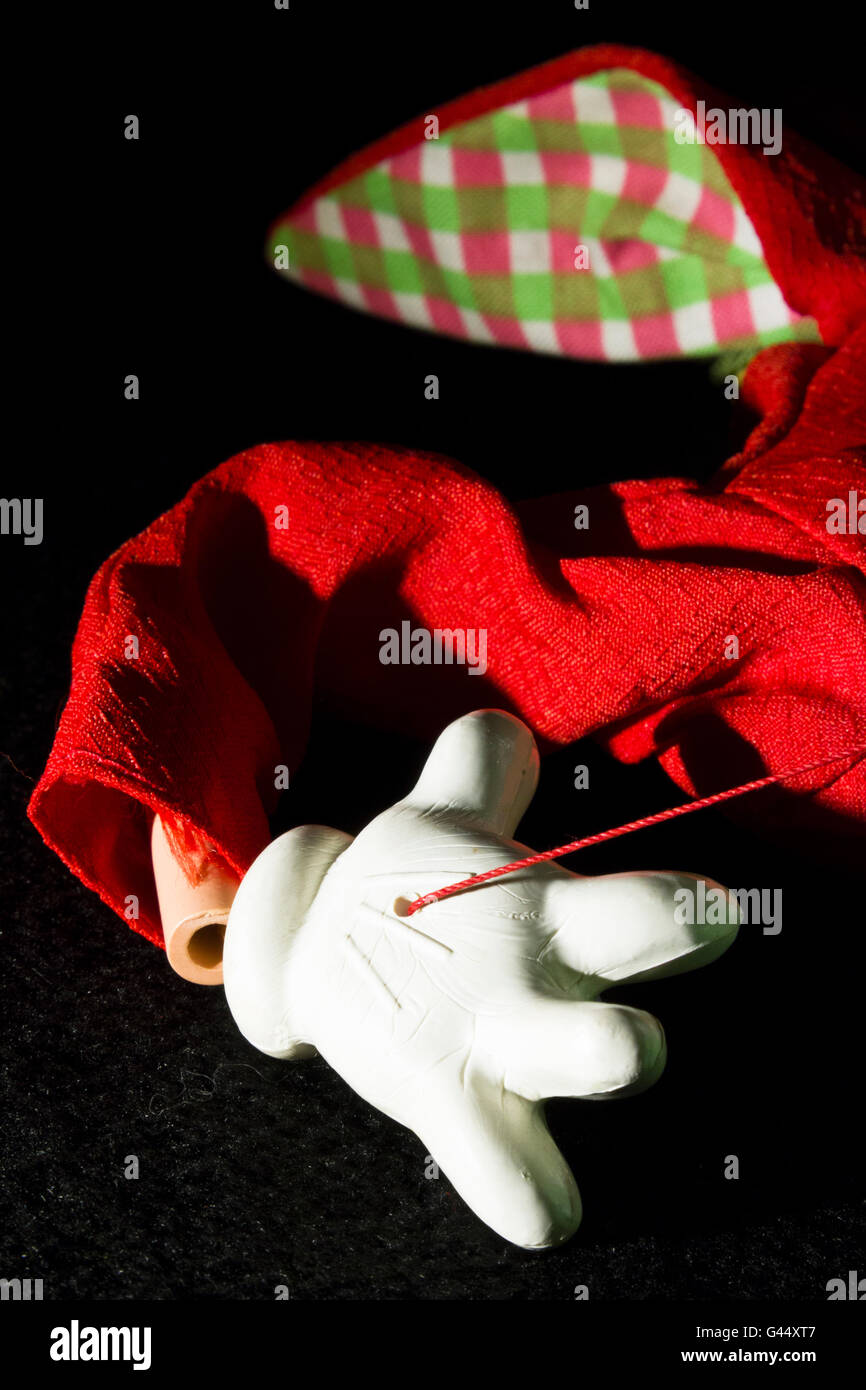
541,869,739,988
412,1072,582,1249
483,999,666,1102
406,708,539,838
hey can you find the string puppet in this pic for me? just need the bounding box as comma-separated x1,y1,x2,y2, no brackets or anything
29,45,865,1244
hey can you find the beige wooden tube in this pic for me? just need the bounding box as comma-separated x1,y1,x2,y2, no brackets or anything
151,814,240,985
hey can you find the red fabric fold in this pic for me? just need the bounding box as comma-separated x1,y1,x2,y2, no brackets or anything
29,331,866,947
28,47,866,948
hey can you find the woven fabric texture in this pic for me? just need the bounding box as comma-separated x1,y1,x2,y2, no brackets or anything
28,330,866,948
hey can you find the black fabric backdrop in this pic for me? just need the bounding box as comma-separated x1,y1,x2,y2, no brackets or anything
2,1,865,1301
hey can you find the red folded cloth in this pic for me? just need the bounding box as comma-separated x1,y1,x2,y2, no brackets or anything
28,47,866,950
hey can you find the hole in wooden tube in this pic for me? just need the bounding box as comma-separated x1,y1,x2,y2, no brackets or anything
187,922,226,969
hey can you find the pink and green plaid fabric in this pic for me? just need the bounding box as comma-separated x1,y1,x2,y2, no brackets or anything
270,68,821,362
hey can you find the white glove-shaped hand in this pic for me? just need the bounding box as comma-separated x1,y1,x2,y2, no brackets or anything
224,710,738,1248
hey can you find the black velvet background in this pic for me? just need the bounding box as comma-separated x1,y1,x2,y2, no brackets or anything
3,1,864,1301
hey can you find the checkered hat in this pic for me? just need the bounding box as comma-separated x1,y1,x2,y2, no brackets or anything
268,49,821,363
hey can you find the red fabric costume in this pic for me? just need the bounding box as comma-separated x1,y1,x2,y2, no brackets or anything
28,47,866,949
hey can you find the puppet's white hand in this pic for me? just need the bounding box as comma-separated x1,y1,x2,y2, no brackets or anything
224,710,738,1248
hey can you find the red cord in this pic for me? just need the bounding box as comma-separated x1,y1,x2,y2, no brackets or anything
406,744,866,915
